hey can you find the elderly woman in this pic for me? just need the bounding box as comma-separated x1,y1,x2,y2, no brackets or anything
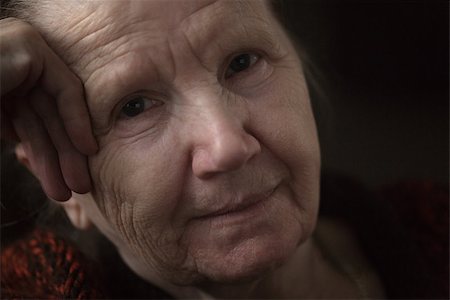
1,0,447,299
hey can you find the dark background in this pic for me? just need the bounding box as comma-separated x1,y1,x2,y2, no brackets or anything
283,0,448,188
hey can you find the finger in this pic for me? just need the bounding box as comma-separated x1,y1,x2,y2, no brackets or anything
11,99,71,201
39,48,98,156
30,89,92,194
0,18,97,155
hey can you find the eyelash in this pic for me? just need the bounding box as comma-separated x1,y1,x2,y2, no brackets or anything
118,95,163,119
224,52,260,79
116,52,263,121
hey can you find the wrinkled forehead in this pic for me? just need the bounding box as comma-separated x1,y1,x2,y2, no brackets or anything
31,0,274,72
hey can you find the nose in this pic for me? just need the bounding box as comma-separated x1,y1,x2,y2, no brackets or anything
190,105,261,179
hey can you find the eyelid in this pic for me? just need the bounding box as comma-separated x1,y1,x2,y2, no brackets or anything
223,56,274,92
224,53,260,79
119,97,160,119
221,50,263,80
115,92,164,120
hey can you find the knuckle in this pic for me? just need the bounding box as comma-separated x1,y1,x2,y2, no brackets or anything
1,18,43,81
17,22,40,41
13,48,34,73
3,17,41,42
0,17,25,28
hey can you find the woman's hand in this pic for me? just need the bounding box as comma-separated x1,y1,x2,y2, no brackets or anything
1,18,97,201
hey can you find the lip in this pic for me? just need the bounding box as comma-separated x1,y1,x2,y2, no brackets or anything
196,185,278,220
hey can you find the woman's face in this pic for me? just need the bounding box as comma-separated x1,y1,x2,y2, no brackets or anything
36,0,320,284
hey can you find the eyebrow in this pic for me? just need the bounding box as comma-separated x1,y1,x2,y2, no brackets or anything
85,5,282,129
85,52,163,132
89,24,279,103
182,4,282,62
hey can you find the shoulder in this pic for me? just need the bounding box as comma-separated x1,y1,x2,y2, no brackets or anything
319,172,449,299
379,180,449,298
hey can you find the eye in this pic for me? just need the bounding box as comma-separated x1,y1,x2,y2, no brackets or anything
120,96,161,118
225,53,260,79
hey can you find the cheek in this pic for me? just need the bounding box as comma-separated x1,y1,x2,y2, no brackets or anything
87,135,187,246
247,66,321,227
249,66,320,167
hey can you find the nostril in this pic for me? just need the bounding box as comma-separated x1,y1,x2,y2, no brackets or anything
238,134,261,165
191,131,261,179
191,148,216,179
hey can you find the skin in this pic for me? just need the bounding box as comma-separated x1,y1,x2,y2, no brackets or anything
4,0,352,298
0,17,97,200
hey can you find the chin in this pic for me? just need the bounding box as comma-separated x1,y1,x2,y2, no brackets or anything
192,225,302,284
180,184,316,285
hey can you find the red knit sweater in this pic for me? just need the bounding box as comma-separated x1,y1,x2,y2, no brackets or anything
1,229,104,299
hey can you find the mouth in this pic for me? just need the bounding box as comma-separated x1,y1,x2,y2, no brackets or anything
196,185,278,220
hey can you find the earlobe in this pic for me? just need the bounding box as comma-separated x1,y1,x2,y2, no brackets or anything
61,198,93,230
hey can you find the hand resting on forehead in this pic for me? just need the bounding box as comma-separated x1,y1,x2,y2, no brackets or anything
1,17,97,201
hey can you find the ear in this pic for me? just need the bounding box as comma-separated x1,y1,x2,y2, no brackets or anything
15,143,93,230
60,197,93,230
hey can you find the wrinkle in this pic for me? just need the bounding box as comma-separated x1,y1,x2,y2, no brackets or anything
108,123,164,149
91,142,128,210
164,39,177,83
140,225,191,281
64,18,113,67
178,30,213,75
185,0,218,20
65,2,159,65
82,32,156,83
120,201,139,247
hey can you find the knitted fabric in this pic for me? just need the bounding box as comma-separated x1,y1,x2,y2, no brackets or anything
1,229,104,299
